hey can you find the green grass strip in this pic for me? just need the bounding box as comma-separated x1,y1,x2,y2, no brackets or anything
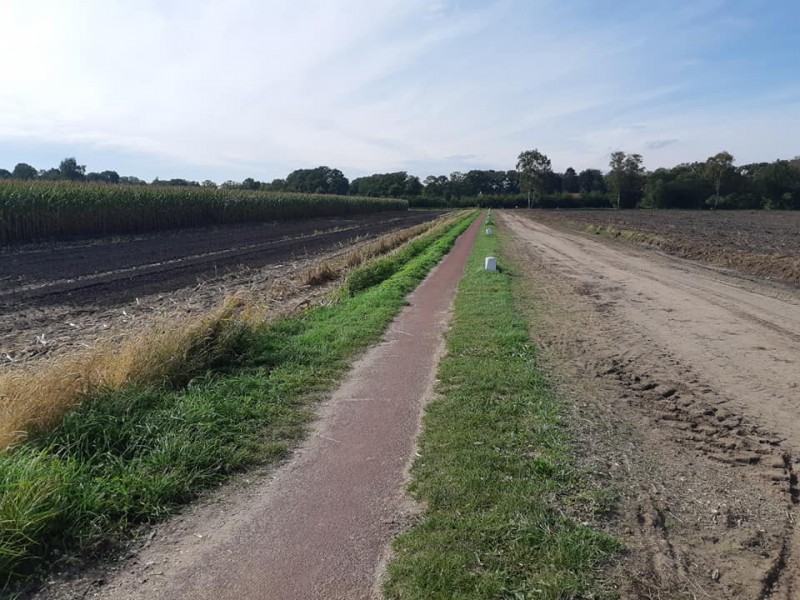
384,215,619,599
345,227,447,295
0,212,479,590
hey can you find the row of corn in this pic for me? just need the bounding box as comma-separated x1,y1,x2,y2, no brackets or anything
0,181,408,245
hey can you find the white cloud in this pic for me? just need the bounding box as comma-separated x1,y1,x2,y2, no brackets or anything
0,0,797,179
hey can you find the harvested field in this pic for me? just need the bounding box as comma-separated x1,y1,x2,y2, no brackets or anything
0,211,444,366
527,209,800,286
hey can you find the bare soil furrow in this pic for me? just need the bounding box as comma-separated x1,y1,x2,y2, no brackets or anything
527,209,800,287
0,212,440,308
0,211,444,366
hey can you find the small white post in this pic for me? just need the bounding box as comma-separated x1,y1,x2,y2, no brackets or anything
484,256,497,271
485,228,492,235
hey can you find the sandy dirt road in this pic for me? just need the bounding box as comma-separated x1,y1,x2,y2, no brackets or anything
33,215,482,600
501,211,800,598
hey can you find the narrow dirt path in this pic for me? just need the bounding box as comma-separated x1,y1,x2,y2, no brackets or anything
501,211,800,599
35,215,482,600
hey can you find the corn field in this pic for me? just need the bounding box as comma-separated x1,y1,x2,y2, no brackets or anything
0,181,408,245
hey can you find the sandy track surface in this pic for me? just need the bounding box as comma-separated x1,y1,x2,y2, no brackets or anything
502,211,800,598
33,215,482,600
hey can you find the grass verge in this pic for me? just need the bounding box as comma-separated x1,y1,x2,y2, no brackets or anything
384,213,619,599
344,220,460,295
301,214,453,286
0,211,467,451
0,212,478,592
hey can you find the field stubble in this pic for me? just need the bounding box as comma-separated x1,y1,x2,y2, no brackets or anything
0,212,459,451
0,212,442,367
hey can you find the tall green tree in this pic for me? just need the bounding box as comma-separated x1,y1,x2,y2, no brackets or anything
608,151,626,208
38,168,62,181
86,170,120,184
59,157,86,181
702,151,734,208
608,151,644,208
119,176,146,185
423,175,450,202
754,160,800,209
404,175,423,197
562,167,579,193
449,171,466,203
12,163,37,180
578,168,606,194
240,177,260,190
285,166,349,195
349,172,420,198
516,149,552,208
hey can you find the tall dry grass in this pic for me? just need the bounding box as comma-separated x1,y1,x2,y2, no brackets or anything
0,299,247,449
299,217,441,287
0,213,465,450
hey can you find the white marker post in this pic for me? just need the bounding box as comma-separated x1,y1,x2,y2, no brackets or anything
485,228,492,235
484,256,497,271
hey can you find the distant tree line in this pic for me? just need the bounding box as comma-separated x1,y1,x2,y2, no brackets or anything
641,154,800,210
0,158,149,186
3,153,799,209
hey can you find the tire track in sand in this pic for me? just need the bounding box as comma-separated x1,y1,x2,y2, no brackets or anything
502,211,800,599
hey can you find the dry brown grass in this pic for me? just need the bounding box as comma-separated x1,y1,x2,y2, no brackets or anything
1,352,103,449
299,217,443,287
0,298,247,449
0,212,466,450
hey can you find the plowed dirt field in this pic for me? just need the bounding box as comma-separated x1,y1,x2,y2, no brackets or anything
528,209,800,286
0,211,442,365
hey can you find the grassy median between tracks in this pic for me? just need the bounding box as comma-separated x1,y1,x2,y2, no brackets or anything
0,212,478,592
384,214,619,599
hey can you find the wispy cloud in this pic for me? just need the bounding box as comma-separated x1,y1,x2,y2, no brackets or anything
646,140,679,150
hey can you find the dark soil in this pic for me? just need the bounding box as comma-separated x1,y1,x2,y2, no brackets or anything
527,210,800,286
0,212,442,309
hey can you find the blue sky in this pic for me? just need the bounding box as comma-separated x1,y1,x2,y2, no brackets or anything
0,0,798,183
